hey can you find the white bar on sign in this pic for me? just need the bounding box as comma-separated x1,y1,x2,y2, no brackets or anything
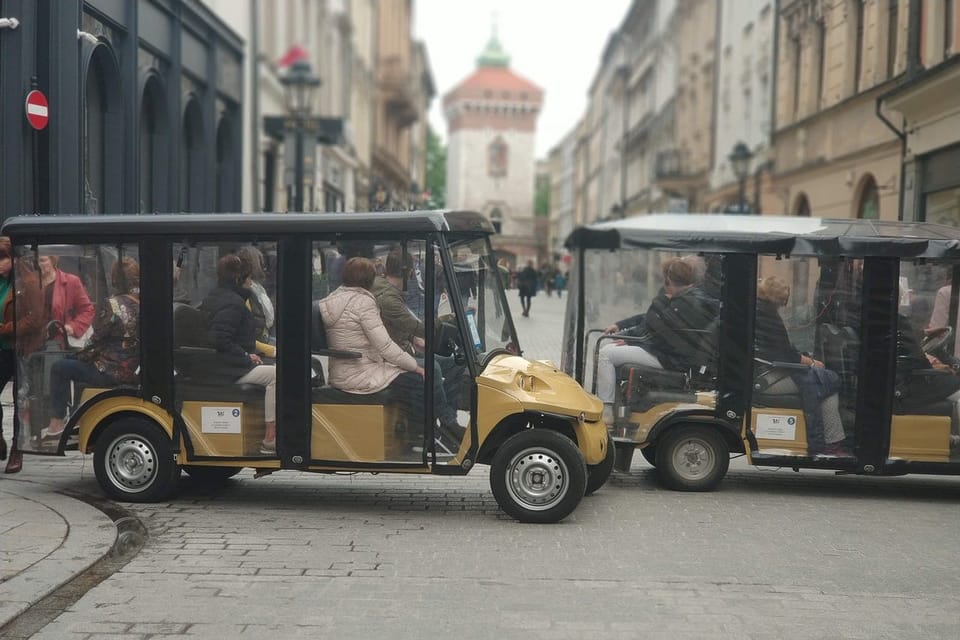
27,104,48,116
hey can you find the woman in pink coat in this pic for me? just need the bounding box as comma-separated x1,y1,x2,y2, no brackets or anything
38,254,94,345
319,257,427,423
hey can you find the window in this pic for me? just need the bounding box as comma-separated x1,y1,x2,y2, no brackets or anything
947,0,955,56
887,0,899,78
854,0,865,92
816,19,827,108
489,208,503,233
181,99,205,212
215,115,235,212
488,137,508,178
84,63,105,214
139,76,169,214
791,35,802,119
856,175,879,219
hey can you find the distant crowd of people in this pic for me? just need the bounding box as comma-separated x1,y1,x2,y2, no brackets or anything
496,259,568,318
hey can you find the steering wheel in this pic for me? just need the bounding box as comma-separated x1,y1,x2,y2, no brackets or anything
922,326,952,355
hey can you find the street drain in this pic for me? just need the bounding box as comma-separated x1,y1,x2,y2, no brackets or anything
0,491,147,640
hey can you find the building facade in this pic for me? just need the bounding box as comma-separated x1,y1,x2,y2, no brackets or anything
771,0,905,219
882,0,960,225
443,33,544,265
0,0,244,220
705,0,777,213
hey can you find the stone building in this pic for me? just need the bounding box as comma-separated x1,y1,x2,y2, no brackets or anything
771,0,906,219
653,0,719,213
705,0,778,214
443,32,543,266
0,0,244,219
881,0,960,225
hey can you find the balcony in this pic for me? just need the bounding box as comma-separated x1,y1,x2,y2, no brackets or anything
654,149,708,193
377,56,418,128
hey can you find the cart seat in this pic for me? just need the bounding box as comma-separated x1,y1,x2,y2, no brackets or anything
312,386,392,405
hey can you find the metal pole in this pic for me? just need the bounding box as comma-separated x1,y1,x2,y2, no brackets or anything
294,119,304,212
738,176,746,213
620,69,628,216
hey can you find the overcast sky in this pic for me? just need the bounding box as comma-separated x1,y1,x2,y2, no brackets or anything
414,0,631,159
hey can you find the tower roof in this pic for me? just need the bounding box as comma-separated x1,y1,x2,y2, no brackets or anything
476,33,510,68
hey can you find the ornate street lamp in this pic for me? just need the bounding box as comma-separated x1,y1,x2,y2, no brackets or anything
728,141,754,214
280,59,321,211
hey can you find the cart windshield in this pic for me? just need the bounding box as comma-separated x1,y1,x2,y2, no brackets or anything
443,237,519,361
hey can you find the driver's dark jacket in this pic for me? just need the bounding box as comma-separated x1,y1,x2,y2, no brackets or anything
755,299,802,363
620,286,718,371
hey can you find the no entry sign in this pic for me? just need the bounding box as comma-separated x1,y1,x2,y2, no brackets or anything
25,90,49,130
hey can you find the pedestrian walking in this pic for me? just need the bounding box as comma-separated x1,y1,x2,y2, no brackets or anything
517,261,538,317
555,270,567,299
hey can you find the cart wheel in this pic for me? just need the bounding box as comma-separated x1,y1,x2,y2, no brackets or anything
183,466,242,484
490,429,586,523
640,445,657,467
585,434,615,495
94,417,179,502
655,425,729,491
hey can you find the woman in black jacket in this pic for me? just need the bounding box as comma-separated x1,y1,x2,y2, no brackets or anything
756,276,849,456
200,255,277,455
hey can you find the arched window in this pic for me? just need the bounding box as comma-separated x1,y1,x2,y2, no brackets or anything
215,114,235,212
140,76,169,213
83,46,123,214
490,207,503,233
793,192,811,216
181,98,205,212
856,175,879,219
488,137,508,178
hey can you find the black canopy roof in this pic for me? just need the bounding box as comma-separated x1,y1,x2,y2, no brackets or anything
564,214,960,259
1,210,494,242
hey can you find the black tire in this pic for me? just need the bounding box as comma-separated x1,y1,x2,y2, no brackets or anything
93,417,180,502
585,434,615,495
490,429,587,523
640,445,657,467
655,425,729,491
183,465,242,484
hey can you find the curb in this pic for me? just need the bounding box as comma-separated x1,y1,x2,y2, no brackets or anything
0,480,117,630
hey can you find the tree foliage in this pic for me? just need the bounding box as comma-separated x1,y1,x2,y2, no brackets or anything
425,126,446,209
534,176,550,217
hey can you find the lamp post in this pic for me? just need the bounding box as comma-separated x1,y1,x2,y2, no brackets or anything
280,58,321,212
728,142,754,214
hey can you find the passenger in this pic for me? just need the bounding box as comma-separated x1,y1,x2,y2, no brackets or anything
0,239,43,473
200,255,277,455
926,280,960,360
598,256,717,425
898,312,960,453
755,276,849,457
42,257,141,440
38,253,95,348
517,260,537,317
319,257,429,436
371,248,464,437
237,246,274,341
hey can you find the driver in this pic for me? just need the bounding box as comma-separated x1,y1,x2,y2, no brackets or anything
597,256,717,425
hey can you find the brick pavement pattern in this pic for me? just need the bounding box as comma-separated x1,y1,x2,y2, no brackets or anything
2,293,960,639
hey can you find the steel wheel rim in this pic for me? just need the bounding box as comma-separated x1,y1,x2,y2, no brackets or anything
105,434,159,494
671,436,715,481
504,446,569,511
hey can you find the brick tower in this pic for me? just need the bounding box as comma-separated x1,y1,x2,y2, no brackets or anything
443,31,544,266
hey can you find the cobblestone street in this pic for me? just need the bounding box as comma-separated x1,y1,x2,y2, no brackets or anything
3,294,960,639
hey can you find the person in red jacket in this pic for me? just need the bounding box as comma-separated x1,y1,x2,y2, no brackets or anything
0,239,43,473
38,254,94,347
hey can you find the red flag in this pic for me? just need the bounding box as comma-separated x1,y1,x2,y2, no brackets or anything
277,45,309,67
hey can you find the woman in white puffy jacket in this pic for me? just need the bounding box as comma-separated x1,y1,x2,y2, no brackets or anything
318,257,426,417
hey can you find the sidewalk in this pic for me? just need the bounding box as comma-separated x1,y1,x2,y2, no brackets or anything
0,474,117,630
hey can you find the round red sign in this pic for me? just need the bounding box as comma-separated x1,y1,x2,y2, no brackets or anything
25,90,49,130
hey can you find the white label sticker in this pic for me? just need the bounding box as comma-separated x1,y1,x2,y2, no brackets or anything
755,413,797,440
201,407,242,434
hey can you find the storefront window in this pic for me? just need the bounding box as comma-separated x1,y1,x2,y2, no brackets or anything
924,187,960,227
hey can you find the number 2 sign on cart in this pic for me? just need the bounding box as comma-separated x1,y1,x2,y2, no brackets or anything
25,90,49,130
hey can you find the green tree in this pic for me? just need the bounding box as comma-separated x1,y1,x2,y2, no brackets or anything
425,126,446,209
534,175,550,217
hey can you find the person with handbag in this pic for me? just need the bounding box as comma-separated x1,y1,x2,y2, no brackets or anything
38,253,94,348
41,257,140,440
